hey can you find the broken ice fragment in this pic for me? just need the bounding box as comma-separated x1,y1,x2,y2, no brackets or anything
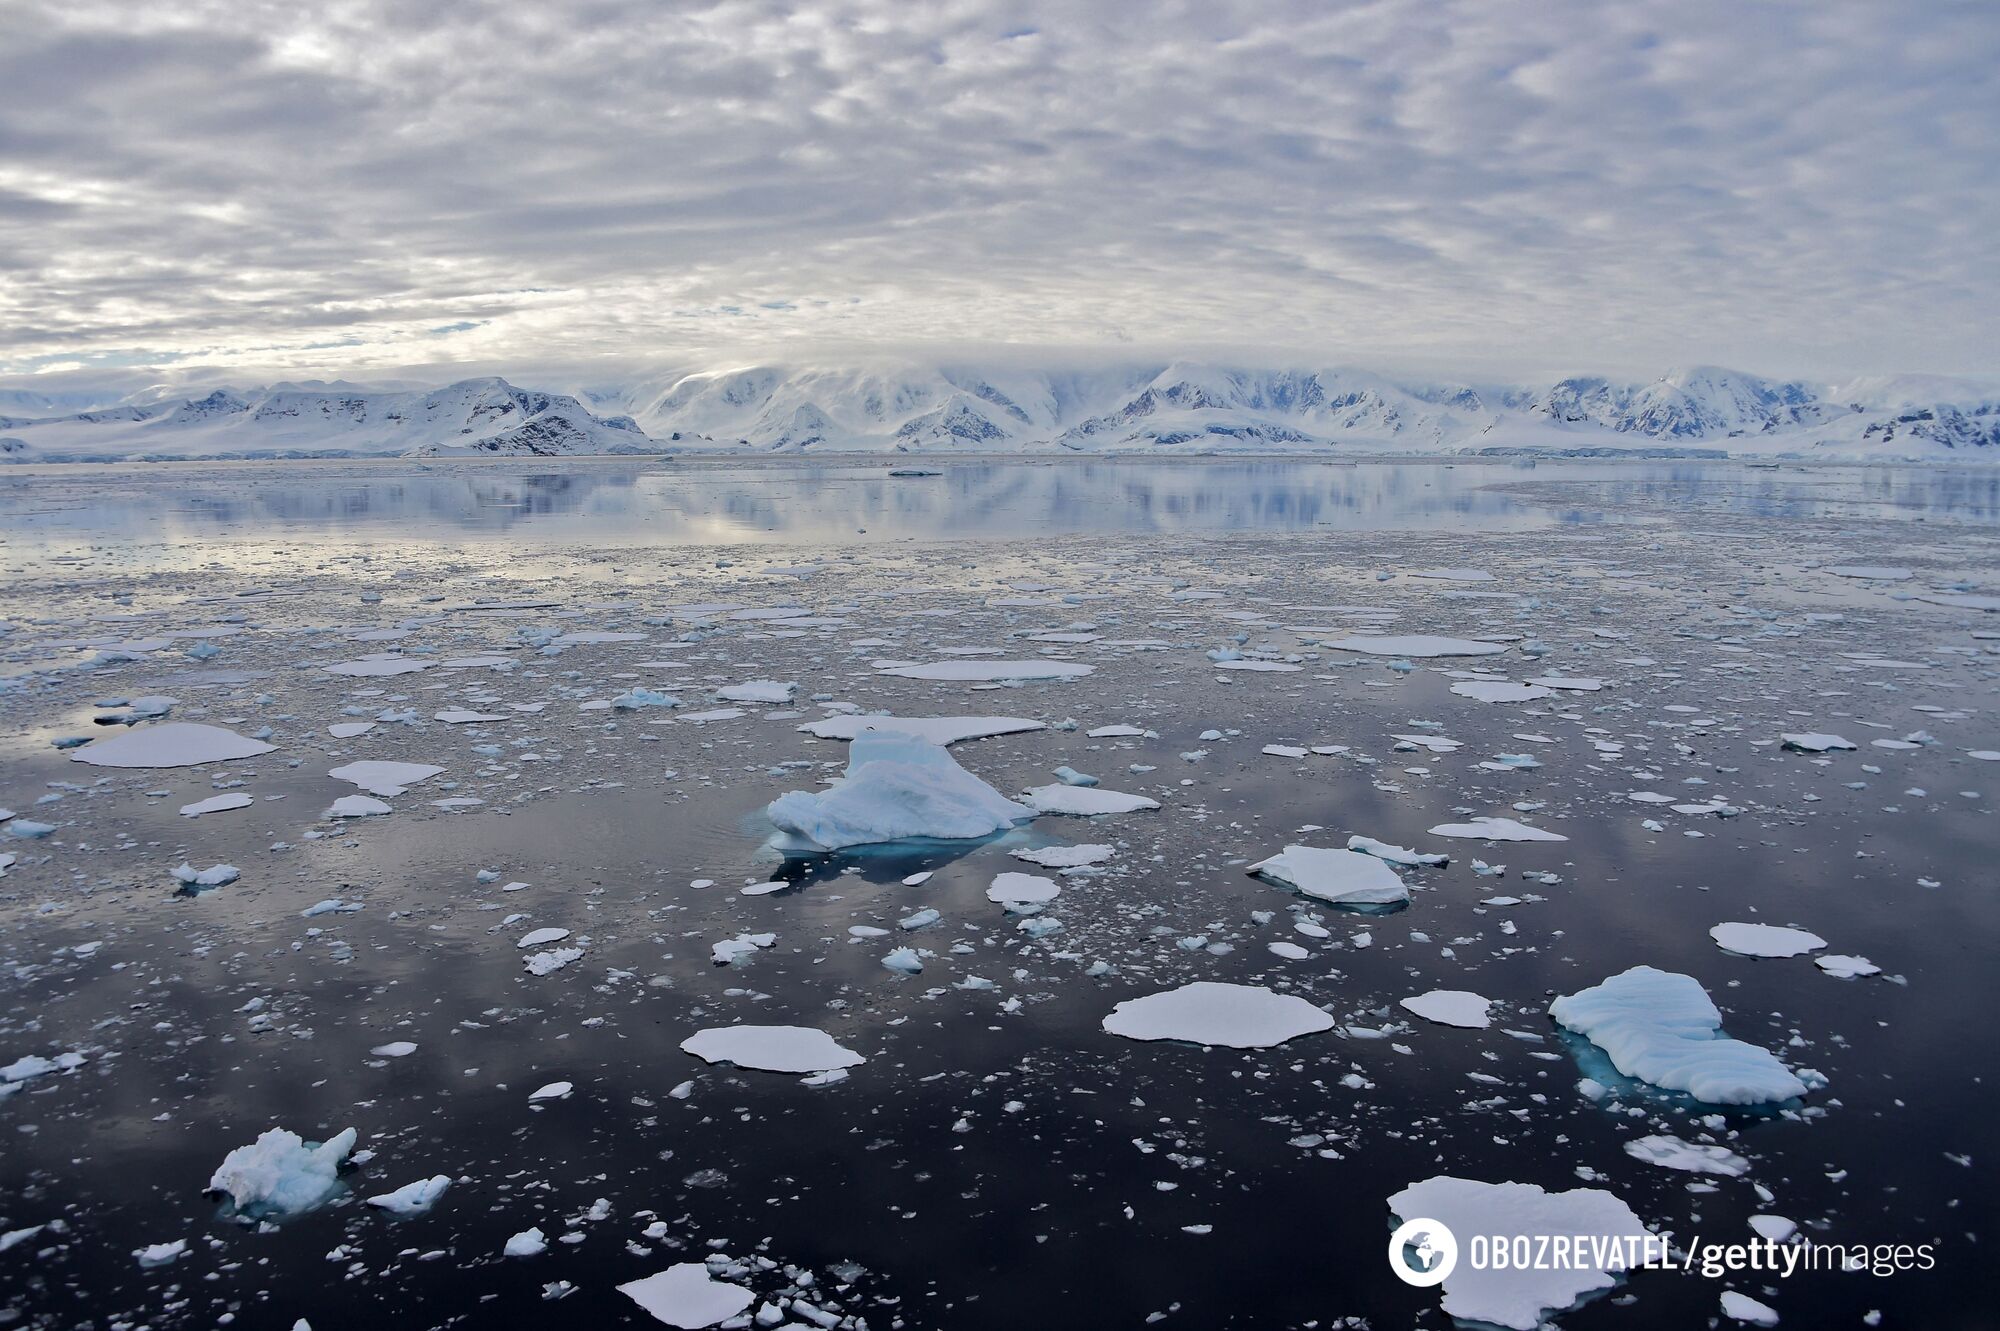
1102,982,1333,1049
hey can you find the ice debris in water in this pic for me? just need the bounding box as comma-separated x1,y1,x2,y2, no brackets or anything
679,1025,865,1074
366,1175,450,1214
765,729,1032,852
171,862,240,889
1710,922,1827,958
207,1127,358,1217
1020,784,1160,816
616,1262,756,1328
1427,816,1568,842
1400,990,1494,1028
69,722,275,768
1550,966,1811,1105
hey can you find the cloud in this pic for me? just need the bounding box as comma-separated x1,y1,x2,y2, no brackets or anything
0,0,1994,382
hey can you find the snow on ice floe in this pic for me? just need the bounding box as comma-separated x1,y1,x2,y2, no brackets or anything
328,760,445,796
523,947,584,976
325,795,391,818
1012,843,1115,868
70,723,274,768
877,659,1094,682
986,872,1060,908
1815,954,1881,979
1387,1176,1650,1331
528,1081,573,1102
1710,922,1826,958
171,862,239,888
1624,1134,1751,1176
679,1025,864,1074
617,1263,756,1329
1400,990,1494,1028
1323,635,1507,657
366,1175,450,1214
1451,679,1555,704
3,1051,86,1082
517,927,571,949
434,708,504,724
1102,981,1334,1049
1427,817,1567,842
1720,1290,1782,1326
1347,835,1447,867
328,721,375,738
1086,724,1148,737
1550,966,1810,1105
1780,732,1855,753
765,730,1032,851
179,792,253,818
1248,846,1409,907
207,1127,357,1217
716,679,796,703
1021,785,1160,816
799,714,1045,745
322,656,433,677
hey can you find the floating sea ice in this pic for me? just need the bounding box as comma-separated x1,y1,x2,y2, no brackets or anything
1780,732,1855,753
179,792,253,818
1346,835,1447,867
1550,966,1809,1105
171,862,240,888
2,1051,86,1082
611,687,679,710
328,760,445,796
717,680,796,704
1401,990,1494,1029
1821,565,1912,580
1248,846,1409,907
1815,954,1881,979
366,1175,450,1214
1720,1290,1782,1326
70,723,275,768
528,1081,573,1102
1624,1134,1751,1177
1087,724,1148,737
1020,785,1160,816
616,1263,757,1329
325,795,391,818
1322,635,1508,658
434,708,504,724
517,928,571,949
1428,817,1568,842
328,722,376,738
369,1041,417,1058
1409,567,1495,581
323,656,433,677
1011,843,1115,868
881,947,923,973
1387,1176,1650,1331
503,1227,546,1257
1102,981,1334,1049
208,1127,358,1217
7,820,55,839
987,872,1060,908
679,1025,865,1074
765,730,1033,851
878,659,1094,682
133,1239,187,1267
799,714,1046,745
1710,922,1826,958
523,947,583,976
1451,680,1555,704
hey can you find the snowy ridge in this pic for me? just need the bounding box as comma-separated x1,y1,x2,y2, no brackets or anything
6,361,2000,461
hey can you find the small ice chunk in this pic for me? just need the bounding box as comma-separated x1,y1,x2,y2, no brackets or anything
1346,835,1447,867
1427,817,1567,842
179,792,253,818
1248,846,1409,906
1021,785,1160,816
1400,990,1494,1029
1780,732,1855,753
616,1263,756,1328
679,1025,865,1074
528,1081,573,1102
1550,966,1808,1105
986,872,1061,907
324,795,391,818
172,862,240,888
1102,981,1334,1049
504,1227,547,1257
366,1175,450,1214
517,928,571,949
1710,922,1826,958
1012,843,1115,868
1624,1134,1751,1176
208,1127,358,1216
766,730,1033,852
328,760,444,797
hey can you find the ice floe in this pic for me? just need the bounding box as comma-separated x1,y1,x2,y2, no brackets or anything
70,723,274,768
1550,966,1810,1104
207,1127,357,1217
1400,990,1494,1028
679,1025,865,1074
986,872,1061,908
1427,817,1567,842
878,660,1094,681
766,730,1032,851
1710,922,1827,958
1323,635,1507,657
366,1175,450,1214
1780,732,1855,753
798,714,1045,745
1248,846,1409,906
328,760,446,796
1101,981,1333,1049
179,792,253,818
616,1263,756,1329
1020,785,1160,816
1624,1134,1751,1176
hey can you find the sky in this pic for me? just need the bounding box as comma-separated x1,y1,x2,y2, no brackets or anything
1,0,1995,390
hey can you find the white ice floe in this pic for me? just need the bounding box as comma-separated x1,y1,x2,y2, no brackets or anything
1821,565,1912,580
369,1041,417,1057
987,872,1061,907
503,1227,546,1257
434,708,503,724
325,795,391,818
328,722,375,738
1087,724,1148,737
878,659,1094,682
517,928,571,949
1020,785,1160,816
799,714,1045,745
523,947,583,976
172,862,239,888
323,657,433,677
1323,635,1507,658
1409,567,1496,581
1427,817,1568,842
765,730,1033,851
616,1263,757,1329
1624,1134,1751,1176
1780,732,1855,752
134,1239,187,1267
328,760,445,796
1346,835,1447,867
1815,954,1881,979
679,1025,865,1074
1248,846,1409,906
710,932,775,964
1102,981,1334,1049
179,792,254,818
1387,1176,1650,1331
1550,966,1809,1105
366,1175,450,1214
1720,1290,1782,1325
717,680,796,703
528,1081,573,1102
1452,679,1556,704
3,1051,85,1082
208,1127,358,1216
1710,922,1827,958
71,723,275,768
1011,843,1115,868
1400,990,1494,1029
1527,675,1605,691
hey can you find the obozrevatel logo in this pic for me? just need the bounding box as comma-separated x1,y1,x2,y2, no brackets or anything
1388,1217,1458,1287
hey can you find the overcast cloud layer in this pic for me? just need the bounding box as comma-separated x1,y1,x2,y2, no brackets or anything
2,0,1995,385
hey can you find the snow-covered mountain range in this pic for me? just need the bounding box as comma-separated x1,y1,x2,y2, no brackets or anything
4,361,1996,461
